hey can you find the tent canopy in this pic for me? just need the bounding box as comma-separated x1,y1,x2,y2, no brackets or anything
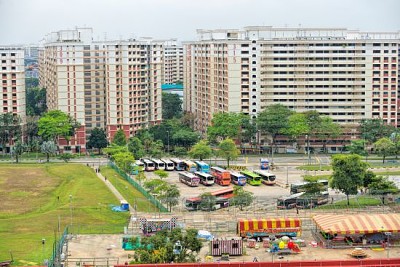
313,213,400,235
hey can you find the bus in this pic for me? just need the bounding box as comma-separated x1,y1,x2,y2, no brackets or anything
195,171,215,186
290,179,329,194
277,191,329,209
195,161,210,173
141,159,155,172
210,166,231,186
185,187,234,211
170,158,185,171
150,158,165,170
183,160,198,173
179,172,200,187
253,170,276,186
260,158,270,170
229,171,247,186
277,192,305,209
240,170,262,186
161,159,175,171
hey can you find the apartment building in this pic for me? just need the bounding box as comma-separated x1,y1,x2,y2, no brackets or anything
184,27,400,147
39,28,163,153
0,47,26,151
163,39,184,84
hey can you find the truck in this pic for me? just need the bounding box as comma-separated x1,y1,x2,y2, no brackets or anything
237,218,301,239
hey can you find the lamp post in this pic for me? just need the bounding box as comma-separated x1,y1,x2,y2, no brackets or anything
384,231,391,258
306,134,311,165
41,238,45,264
167,131,170,153
286,165,289,186
69,194,73,227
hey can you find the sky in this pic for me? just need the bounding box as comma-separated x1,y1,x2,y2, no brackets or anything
0,0,399,45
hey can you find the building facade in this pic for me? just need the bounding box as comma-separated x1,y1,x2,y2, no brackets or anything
163,40,184,84
39,28,163,152
184,27,400,149
0,46,26,152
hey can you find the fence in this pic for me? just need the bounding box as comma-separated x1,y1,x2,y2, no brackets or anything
108,162,168,212
48,227,69,267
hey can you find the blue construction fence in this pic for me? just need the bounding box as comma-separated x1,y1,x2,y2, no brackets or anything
108,162,168,213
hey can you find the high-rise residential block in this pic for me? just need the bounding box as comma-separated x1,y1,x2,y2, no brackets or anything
0,47,26,146
163,39,184,84
39,28,163,153
184,27,400,141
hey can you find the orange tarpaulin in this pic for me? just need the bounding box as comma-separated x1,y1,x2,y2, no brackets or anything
313,213,400,235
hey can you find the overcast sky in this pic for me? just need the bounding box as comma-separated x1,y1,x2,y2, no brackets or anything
1,0,399,45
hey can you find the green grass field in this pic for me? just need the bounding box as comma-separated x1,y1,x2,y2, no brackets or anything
100,166,157,212
0,164,130,265
317,196,382,209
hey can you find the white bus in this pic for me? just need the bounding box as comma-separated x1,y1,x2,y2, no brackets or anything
141,159,155,172
253,169,276,186
229,171,247,186
161,158,175,171
179,172,200,187
151,158,165,170
195,171,215,186
170,158,185,171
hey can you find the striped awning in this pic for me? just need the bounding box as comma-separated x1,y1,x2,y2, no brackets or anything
313,213,400,235
238,218,301,231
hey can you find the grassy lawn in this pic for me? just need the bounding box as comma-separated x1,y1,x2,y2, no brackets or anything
317,196,382,210
297,165,332,171
100,166,157,212
0,164,130,265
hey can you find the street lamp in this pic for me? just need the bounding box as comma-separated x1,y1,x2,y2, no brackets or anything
306,134,311,165
167,131,170,153
384,231,391,258
69,194,73,227
41,238,46,264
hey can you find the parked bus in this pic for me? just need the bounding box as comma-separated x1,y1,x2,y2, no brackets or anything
161,158,175,171
183,160,198,173
277,191,329,209
151,158,165,170
229,171,247,186
179,171,200,187
240,170,262,186
195,171,215,186
260,158,270,170
141,159,155,172
185,187,234,211
253,170,276,186
210,166,231,186
170,158,185,171
290,179,329,194
195,161,210,173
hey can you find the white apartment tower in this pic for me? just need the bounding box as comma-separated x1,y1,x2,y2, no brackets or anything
184,27,400,137
0,47,26,150
163,40,184,84
39,28,163,152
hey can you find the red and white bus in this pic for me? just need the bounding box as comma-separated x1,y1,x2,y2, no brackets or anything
179,171,200,187
211,166,231,186
185,187,234,211
195,171,215,186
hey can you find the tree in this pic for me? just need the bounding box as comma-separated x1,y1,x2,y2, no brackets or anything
360,119,395,144
113,151,135,173
87,128,108,154
38,110,80,143
240,117,257,146
103,144,128,158
172,129,199,149
41,140,57,162
162,92,183,119
374,137,395,164
331,154,367,205
149,140,164,158
368,176,398,204
128,137,145,159
154,169,169,179
11,141,26,163
0,113,22,153
188,140,212,160
315,116,342,153
284,113,309,141
159,184,180,212
199,192,217,211
143,179,167,195
257,104,293,155
26,87,47,116
218,138,240,167
59,153,74,162
207,112,247,143
347,140,367,157
231,186,254,211
112,129,127,146
181,112,196,129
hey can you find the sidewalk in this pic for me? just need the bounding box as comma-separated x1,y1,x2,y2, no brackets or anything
91,165,135,215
